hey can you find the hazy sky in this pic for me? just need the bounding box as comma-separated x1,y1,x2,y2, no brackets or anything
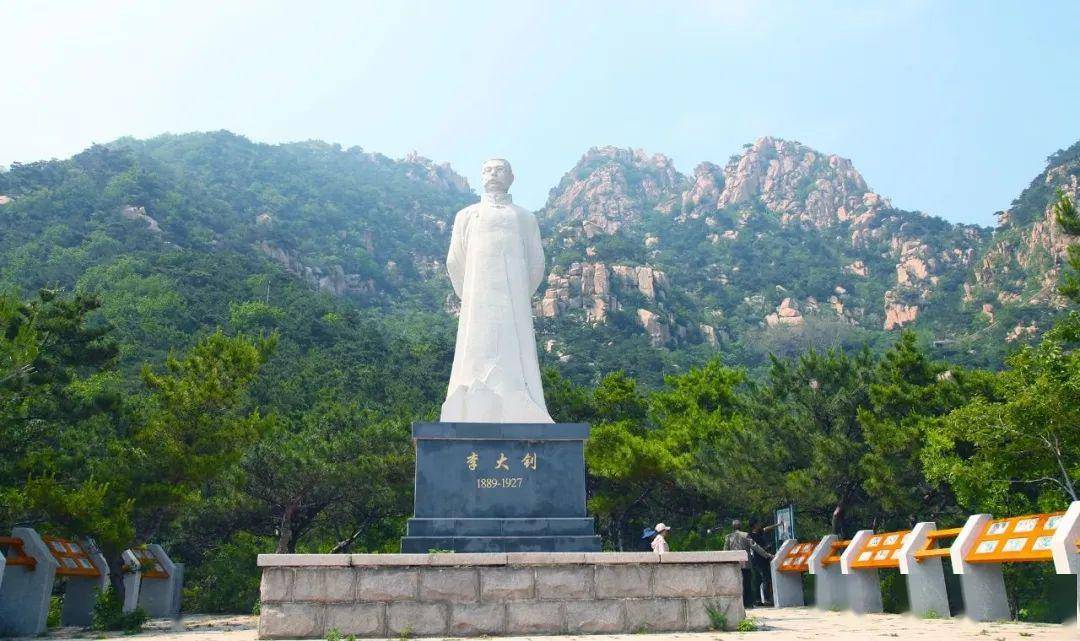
3,1,1078,226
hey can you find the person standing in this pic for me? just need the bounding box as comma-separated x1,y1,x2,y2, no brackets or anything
723,519,773,608
650,523,671,553
749,521,779,606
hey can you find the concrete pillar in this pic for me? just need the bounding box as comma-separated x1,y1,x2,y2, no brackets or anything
770,539,804,607
840,529,883,614
170,563,185,618
0,528,60,637
898,521,951,618
951,514,1010,622
0,547,5,593
60,540,110,626
808,534,847,611
1050,501,1080,627
136,544,181,618
121,549,142,613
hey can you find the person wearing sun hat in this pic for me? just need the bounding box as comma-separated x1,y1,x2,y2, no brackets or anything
650,522,671,553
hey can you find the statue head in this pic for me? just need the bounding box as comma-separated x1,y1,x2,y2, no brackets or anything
481,158,514,194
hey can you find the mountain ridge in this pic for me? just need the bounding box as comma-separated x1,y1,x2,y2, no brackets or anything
0,131,1076,381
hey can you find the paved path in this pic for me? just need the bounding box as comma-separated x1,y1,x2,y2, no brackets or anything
29,608,1076,641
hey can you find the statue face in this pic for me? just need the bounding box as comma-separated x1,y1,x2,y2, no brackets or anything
481,159,513,193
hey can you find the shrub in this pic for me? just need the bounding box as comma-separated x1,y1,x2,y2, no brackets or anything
47,595,63,628
91,586,148,633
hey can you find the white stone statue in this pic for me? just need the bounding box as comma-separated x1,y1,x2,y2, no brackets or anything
441,159,553,424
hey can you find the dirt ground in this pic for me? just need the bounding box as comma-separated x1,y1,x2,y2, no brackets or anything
24,608,1078,641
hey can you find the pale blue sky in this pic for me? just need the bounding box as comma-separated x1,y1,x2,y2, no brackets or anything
2,1,1077,226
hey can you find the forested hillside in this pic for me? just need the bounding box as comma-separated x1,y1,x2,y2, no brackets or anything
3,133,1076,383
2,132,1079,621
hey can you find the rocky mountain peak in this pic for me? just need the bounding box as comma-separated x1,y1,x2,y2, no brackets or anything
682,162,725,213
710,136,888,228
402,150,471,194
542,146,689,237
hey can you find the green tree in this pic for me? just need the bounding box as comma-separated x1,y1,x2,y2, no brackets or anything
95,331,275,598
1053,191,1080,305
858,333,991,526
0,290,129,544
585,372,675,550
239,404,411,553
752,347,875,535
924,335,1080,515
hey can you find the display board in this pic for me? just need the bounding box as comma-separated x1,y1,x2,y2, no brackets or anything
130,546,168,579
849,530,911,569
778,541,816,573
0,535,36,569
774,505,796,548
41,536,100,577
964,512,1064,564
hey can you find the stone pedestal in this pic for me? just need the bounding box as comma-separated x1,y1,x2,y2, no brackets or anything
770,540,805,607
135,544,182,618
952,514,1010,622
257,551,747,638
840,529,883,614
401,423,600,553
899,522,951,618
0,528,60,636
59,541,109,627
808,534,847,611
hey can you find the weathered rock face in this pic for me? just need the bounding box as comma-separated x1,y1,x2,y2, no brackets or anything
636,308,670,346
845,260,869,277
538,136,983,344
713,137,888,229
544,146,689,237
402,151,471,194
1006,322,1038,342
535,261,670,333
765,297,804,327
883,303,919,330
258,241,375,297
699,324,718,347
681,162,724,215
120,205,162,233
971,165,1079,308
883,286,921,330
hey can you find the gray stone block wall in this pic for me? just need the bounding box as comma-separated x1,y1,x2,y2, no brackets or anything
258,552,746,638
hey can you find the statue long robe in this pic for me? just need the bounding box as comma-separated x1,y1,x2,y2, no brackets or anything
440,193,553,423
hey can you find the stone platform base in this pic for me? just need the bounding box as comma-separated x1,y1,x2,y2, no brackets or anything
257,551,747,638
